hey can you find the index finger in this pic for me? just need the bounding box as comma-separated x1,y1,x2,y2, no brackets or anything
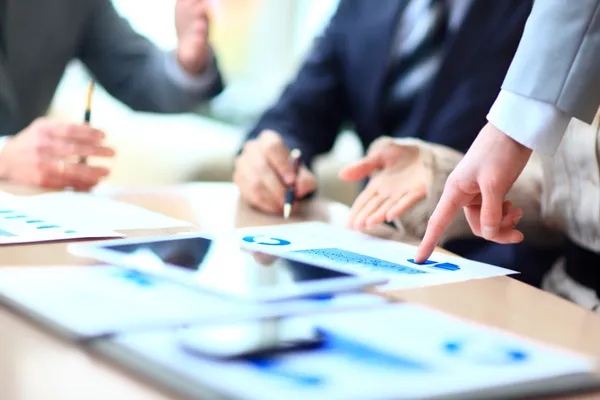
51,124,105,144
414,186,469,263
260,133,294,185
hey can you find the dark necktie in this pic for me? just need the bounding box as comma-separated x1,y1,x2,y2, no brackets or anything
381,0,450,136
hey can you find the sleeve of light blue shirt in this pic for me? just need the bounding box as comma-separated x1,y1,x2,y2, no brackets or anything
163,47,219,93
0,136,9,153
487,89,571,155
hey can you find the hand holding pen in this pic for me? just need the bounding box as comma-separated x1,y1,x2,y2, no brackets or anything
283,148,302,219
234,130,317,215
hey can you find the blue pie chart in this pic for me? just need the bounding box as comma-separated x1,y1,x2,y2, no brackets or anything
242,235,291,246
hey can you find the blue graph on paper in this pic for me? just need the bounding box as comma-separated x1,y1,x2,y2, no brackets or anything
0,207,78,236
291,248,428,275
443,339,528,365
248,329,427,387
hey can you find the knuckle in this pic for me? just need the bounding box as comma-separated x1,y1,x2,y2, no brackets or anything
64,124,77,138
242,140,257,155
32,138,47,155
34,159,45,171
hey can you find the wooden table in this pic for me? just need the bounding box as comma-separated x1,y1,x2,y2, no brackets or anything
0,182,599,400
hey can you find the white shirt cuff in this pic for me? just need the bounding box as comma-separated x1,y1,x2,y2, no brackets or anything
0,136,10,154
163,48,218,92
487,90,571,155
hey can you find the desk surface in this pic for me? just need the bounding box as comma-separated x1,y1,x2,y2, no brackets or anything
1,182,599,400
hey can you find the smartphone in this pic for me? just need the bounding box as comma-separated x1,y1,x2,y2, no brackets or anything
69,234,386,302
177,317,324,359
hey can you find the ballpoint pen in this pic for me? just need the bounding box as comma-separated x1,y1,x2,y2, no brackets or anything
283,148,302,220
79,79,95,164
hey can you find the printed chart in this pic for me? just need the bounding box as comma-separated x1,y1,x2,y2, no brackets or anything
236,222,517,290
111,304,595,400
0,202,120,244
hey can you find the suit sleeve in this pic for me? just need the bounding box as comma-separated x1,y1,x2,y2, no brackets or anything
244,1,351,166
78,0,223,113
494,0,600,152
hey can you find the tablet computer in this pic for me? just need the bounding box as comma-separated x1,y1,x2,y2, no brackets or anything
69,234,386,302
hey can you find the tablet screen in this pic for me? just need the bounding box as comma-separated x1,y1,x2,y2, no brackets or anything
101,236,354,298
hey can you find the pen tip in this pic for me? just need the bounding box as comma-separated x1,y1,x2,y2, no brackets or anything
283,204,292,220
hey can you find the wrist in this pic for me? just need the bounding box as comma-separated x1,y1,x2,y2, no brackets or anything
176,47,209,76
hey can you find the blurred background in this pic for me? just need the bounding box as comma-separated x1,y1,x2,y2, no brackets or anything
49,0,362,204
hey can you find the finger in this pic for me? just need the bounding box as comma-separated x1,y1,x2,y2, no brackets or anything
258,131,294,185
365,195,400,227
479,183,506,241
251,157,286,206
500,206,522,230
464,204,482,237
49,140,115,158
466,201,523,242
36,159,107,189
415,185,469,263
347,184,378,228
50,124,105,145
295,167,317,198
62,162,110,187
339,157,382,182
384,190,426,222
236,169,281,213
235,148,282,212
245,183,281,213
353,193,388,231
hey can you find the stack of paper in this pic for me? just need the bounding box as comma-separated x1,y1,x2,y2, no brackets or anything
95,304,598,400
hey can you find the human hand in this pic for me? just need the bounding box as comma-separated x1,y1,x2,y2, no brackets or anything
415,122,532,263
0,118,115,190
339,138,427,231
175,0,212,75
234,130,317,214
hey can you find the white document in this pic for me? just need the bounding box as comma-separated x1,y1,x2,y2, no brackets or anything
110,304,596,400
0,194,120,244
234,222,517,290
0,265,387,339
10,191,193,231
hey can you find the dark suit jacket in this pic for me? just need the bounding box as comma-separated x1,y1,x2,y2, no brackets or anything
247,0,533,165
0,0,223,136
245,0,562,278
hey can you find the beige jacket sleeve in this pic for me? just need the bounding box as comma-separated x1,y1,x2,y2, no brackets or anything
388,138,560,247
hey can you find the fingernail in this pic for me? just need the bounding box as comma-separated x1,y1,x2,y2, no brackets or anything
512,216,522,226
482,225,498,233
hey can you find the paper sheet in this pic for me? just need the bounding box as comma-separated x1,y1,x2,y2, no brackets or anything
8,191,193,231
0,194,120,244
235,222,517,290
0,265,387,338
111,304,595,400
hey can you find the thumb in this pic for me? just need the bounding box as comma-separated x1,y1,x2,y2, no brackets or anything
296,167,317,197
339,156,383,182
